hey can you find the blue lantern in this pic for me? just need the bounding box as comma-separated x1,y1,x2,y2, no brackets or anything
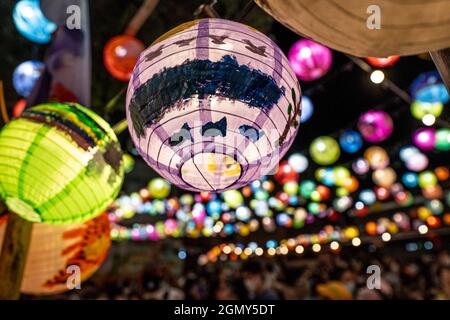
359,189,376,205
402,172,418,188
410,71,449,104
13,0,57,44
339,129,363,153
12,60,44,97
300,95,314,123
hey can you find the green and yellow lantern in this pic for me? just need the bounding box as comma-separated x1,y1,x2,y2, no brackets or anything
0,103,124,224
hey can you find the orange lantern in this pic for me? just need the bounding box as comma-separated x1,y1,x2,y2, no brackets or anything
365,221,378,235
435,166,449,181
103,35,145,81
0,213,111,295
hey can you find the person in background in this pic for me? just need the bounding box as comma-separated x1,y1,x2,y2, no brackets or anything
241,260,279,300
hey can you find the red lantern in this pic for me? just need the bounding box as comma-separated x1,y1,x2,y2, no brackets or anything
12,99,27,117
274,161,299,184
103,35,145,81
366,56,400,68
316,185,330,201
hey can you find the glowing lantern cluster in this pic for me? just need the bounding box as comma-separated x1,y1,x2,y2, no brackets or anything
126,19,301,192
0,103,124,224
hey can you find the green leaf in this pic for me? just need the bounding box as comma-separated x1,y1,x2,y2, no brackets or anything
287,103,292,116
291,88,296,104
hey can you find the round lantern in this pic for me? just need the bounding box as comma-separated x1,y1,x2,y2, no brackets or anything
255,0,450,57
300,96,314,123
288,39,332,81
372,167,397,188
0,103,124,224
405,153,429,172
339,129,363,153
148,178,171,199
366,56,400,68
104,35,145,82
364,146,389,170
310,136,340,165
0,213,110,295
402,172,419,188
412,128,436,151
358,110,393,143
287,152,308,173
410,101,443,121
13,0,57,44
399,145,420,162
435,128,450,151
13,60,44,97
126,19,301,192
411,71,449,104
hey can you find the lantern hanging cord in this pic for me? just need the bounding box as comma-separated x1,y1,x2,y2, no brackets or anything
234,0,256,22
0,81,10,124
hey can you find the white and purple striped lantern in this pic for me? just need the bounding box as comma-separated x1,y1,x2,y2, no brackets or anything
126,19,301,192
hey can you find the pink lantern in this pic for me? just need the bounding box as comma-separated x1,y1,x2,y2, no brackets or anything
406,153,429,172
412,128,436,151
288,39,332,81
126,19,301,192
358,110,393,143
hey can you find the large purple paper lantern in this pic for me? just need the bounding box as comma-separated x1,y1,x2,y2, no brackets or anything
126,19,301,192
288,39,332,81
358,110,393,143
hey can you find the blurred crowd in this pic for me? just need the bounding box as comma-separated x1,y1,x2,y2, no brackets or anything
38,248,450,300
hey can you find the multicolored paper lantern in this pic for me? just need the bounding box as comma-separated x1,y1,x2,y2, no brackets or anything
358,110,393,143
411,71,449,104
13,60,44,97
126,19,301,192
310,136,340,165
13,0,57,44
0,213,110,295
288,39,332,81
104,35,145,81
0,103,124,224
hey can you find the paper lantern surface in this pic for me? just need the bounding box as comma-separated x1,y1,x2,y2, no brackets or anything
126,19,301,192
13,0,56,44
0,103,124,224
104,35,145,82
255,0,450,57
0,213,111,295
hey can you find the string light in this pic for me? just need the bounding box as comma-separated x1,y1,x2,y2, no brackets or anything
352,237,362,247
370,70,385,84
